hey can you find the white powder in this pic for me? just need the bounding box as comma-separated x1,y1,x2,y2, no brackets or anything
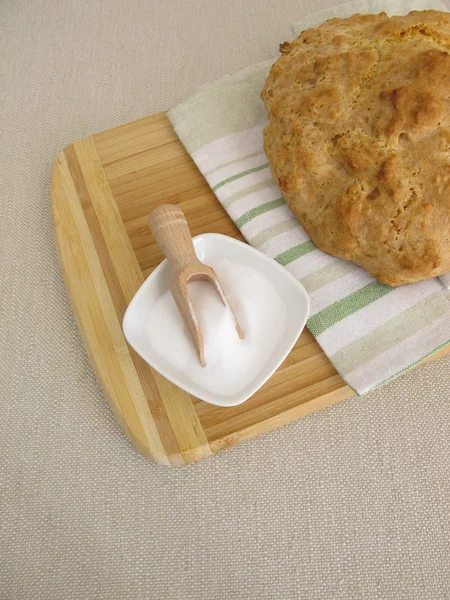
144,257,287,397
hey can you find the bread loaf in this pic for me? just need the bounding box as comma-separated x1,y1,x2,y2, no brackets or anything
261,10,450,286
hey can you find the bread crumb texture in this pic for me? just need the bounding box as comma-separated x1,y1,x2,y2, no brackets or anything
261,10,450,286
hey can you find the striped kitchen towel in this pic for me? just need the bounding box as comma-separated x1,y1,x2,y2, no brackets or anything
168,0,450,394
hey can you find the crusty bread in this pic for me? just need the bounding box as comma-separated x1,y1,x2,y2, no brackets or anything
261,10,450,286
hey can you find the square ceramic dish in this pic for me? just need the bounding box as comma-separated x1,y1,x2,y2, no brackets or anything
123,233,310,407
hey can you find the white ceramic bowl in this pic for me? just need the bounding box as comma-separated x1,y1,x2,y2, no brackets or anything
123,234,310,407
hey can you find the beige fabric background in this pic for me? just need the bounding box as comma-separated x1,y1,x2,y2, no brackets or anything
1,0,449,598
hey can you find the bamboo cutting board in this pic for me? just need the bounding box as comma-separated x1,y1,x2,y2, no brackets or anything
51,112,450,466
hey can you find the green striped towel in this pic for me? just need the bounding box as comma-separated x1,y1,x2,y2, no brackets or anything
168,0,450,394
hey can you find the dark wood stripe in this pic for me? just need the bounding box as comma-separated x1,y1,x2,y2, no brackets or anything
64,144,184,463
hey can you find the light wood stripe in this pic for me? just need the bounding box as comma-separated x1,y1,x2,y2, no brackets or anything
94,112,169,148
110,159,199,198
69,137,212,463
65,142,183,464
153,373,212,462
104,141,189,181
97,124,179,165
52,152,170,465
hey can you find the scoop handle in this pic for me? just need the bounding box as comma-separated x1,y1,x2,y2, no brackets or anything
148,204,198,275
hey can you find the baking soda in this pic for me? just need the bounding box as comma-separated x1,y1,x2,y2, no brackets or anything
144,257,287,396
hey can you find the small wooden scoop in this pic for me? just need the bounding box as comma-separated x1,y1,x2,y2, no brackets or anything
148,204,244,367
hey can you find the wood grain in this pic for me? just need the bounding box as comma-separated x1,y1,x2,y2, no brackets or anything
51,111,450,465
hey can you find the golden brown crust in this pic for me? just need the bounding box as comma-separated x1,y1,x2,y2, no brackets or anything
261,10,450,286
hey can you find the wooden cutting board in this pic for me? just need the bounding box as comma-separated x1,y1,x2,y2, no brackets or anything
51,111,450,466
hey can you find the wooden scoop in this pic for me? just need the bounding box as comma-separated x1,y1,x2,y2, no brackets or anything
148,204,244,367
